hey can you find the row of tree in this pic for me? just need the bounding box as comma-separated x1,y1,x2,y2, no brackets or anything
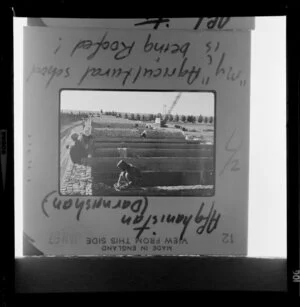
60,111,91,122
103,111,214,124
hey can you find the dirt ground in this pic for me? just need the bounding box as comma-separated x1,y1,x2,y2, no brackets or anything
165,122,214,144
60,115,215,196
92,115,214,143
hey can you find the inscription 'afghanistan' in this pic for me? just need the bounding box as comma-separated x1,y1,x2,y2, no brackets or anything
41,191,221,240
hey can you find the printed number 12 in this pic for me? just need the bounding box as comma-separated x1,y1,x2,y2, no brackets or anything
222,233,234,244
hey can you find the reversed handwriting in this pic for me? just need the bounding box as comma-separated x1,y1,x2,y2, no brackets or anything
54,37,62,54
78,57,202,87
70,32,135,61
215,52,243,84
143,33,190,58
26,64,71,88
194,201,221,235
41,191,220,240
194,17,231,30
134,17,231,30
134,18,170,30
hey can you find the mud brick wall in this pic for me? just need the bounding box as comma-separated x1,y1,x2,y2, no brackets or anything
60,161,93,195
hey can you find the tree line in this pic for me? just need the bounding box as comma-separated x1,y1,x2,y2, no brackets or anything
103,111,214,124
60,111,92,121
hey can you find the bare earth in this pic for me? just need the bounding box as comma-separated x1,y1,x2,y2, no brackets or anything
60,115,215,196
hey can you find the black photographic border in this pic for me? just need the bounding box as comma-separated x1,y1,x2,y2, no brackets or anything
2,3,298,302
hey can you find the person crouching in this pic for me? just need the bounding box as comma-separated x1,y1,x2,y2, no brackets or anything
140,130,147,138
115,160,142,190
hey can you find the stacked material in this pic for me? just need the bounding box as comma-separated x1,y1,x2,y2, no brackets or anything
93,128,185,139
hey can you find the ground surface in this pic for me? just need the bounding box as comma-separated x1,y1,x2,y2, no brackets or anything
60,115,215,196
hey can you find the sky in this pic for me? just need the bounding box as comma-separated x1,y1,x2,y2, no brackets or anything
61,90,214,116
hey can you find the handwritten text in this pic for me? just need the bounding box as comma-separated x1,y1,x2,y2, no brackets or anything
41,191,221,240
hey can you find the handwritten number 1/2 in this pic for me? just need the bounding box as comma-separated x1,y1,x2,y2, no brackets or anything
219,129,242,176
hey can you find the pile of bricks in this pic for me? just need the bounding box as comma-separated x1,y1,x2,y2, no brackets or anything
60,160,93,196
60,117,95,195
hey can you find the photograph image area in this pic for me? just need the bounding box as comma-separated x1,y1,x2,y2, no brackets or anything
60,90,215,196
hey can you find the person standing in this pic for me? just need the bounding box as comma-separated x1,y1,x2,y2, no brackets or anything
69,133,89,165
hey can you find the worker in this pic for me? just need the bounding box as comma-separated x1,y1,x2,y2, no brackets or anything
114,160,142,190
69,133,89,165
81,132,94,157
140,130,147,138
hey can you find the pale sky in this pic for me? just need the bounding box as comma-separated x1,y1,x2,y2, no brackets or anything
61,90,214,116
